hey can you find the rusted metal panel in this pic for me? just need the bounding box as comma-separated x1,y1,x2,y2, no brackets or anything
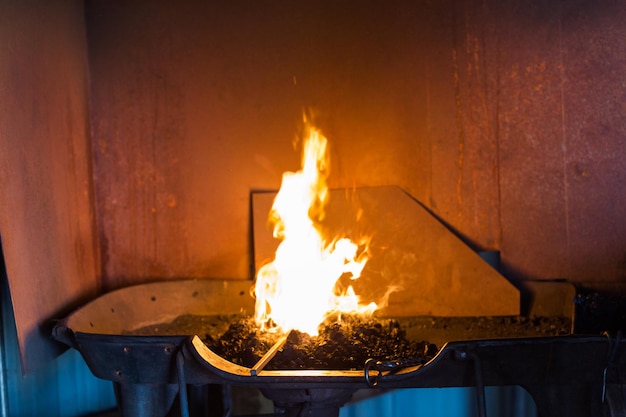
86,0,626,293
0,0,100,372
559,2,626,282
491,1,572,281
86,0,505,290
492,0,626,283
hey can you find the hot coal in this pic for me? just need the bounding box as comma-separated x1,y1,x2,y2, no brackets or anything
203,314,436,370
127,313,571,370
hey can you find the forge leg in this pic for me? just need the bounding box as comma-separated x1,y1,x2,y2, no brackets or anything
114,383,178,417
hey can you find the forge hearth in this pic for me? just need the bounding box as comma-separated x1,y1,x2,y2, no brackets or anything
126,312,570,372
53,278,621,417
128,314,438,371
52,186,615,417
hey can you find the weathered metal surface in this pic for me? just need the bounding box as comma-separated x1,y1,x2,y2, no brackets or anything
85,0,626,293
491,1,626,283
253,186,519,317
0,0,99,373
56,279,254,338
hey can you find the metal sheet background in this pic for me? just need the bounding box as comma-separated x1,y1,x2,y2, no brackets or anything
86,0,626,290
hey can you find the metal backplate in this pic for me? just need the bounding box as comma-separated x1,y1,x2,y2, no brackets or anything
252,186,519,317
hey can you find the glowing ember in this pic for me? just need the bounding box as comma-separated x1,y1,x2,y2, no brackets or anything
253,122,376,336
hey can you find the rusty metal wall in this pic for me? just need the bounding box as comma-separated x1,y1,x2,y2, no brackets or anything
0,0,100,372
86,0,626,290
491,1,626,283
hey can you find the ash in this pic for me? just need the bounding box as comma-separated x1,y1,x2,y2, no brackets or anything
203,314,436,370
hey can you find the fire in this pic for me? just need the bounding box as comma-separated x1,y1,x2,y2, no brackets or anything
253,122,376,336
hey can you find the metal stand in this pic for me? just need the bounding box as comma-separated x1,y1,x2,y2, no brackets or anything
115,383,178,417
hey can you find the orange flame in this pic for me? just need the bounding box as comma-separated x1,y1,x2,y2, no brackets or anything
254,123,376,336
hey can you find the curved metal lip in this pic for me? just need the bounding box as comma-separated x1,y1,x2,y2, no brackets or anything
53,278,256,337
183,333,608,388
184,333,435,387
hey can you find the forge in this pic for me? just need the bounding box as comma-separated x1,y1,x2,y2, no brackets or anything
3,2,626,417
52,186,608,417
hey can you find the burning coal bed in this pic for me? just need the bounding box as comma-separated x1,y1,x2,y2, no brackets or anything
127,314,570,370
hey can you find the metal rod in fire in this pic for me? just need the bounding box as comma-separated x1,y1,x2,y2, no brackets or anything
250,330,291,376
